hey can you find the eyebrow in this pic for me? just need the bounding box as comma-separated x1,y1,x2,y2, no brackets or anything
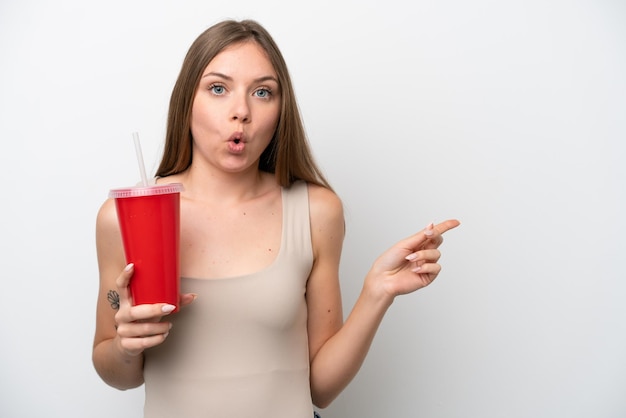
202,71,278,84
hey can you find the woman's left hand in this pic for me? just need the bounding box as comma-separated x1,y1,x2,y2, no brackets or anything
368,219,460,299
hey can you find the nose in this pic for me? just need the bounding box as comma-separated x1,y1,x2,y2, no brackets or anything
231,94,250,123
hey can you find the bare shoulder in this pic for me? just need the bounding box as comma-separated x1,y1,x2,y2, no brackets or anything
96,198,119,234
307,184,345,261
306,183,344,228
95,198,123,260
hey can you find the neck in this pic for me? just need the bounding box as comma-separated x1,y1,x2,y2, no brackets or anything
178,163,273,205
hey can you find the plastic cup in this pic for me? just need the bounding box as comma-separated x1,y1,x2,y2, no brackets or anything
109,183,184,312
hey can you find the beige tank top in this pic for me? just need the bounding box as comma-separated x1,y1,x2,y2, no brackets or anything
142,181,314,418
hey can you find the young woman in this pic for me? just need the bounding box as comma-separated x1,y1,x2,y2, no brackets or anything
93,19,460,418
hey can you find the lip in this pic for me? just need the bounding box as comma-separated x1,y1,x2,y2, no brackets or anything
227,131,246,153
228,131,246,144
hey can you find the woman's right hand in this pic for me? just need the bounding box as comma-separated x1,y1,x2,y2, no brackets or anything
113,263,179,357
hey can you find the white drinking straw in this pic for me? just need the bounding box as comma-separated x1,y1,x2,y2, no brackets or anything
132,132,149,187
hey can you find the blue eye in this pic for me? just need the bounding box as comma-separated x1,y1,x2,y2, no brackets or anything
255,88,271,99
210,84,225,95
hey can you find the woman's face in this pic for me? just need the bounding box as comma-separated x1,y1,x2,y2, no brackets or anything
190,41,281,173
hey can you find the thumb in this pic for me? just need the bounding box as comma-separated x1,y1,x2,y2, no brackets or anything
115,263,135,308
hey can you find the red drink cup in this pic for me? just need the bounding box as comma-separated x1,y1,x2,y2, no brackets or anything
109,184,184,312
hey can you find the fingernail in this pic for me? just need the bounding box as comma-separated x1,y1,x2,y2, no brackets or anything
162,304,176,313
411,266,422,273
124,263,134,272
405,253,418,261
424,223,434,237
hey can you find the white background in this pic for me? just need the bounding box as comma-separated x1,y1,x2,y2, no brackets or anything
1,0,624,417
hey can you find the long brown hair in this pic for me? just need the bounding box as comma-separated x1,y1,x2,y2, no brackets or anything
156,19,331,190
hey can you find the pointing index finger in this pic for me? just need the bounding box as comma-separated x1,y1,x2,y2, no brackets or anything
400,219,460,252
433,219,461,235
422,219,460,249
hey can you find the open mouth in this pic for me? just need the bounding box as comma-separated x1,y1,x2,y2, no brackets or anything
228,134,246,153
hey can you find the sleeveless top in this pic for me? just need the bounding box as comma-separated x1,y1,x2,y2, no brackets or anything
143,181,314,418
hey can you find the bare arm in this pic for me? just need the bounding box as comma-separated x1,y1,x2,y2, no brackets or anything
305,185,346,406
92,199,178,390
305,186,460,407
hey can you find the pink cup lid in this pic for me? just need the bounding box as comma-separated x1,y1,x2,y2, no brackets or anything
109,183,184,199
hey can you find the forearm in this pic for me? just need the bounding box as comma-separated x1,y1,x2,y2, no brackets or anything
92,337,145,390
309,279,393,408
